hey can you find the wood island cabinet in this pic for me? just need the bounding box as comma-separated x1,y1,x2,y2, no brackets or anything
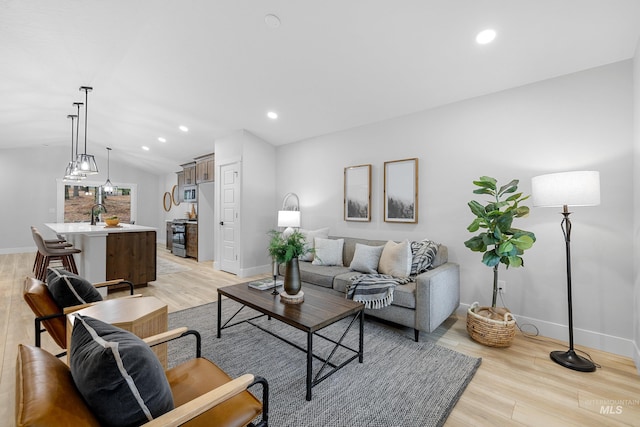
186,222,198,259
106,231,157,288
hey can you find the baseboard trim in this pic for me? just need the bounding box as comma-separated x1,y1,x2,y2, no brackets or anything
633,341,640,375
238,264,271,278
457,303,635,359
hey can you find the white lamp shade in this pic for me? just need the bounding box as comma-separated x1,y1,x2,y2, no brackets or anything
531,171,600,207
278,210,300,228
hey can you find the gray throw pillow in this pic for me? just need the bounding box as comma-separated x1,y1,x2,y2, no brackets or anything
312,237,344,266
70,315,174,427
46,268,103,308
298,227,330,261
349,243,384,274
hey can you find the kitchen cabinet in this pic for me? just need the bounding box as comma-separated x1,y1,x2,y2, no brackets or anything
166,221,173,251
181,162,196,185
176,171,184,203
186,222,198,259
195,153,214,183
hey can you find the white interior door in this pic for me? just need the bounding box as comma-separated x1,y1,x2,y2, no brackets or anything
219,162,240,274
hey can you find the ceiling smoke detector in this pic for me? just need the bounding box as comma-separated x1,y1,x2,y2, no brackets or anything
264,14,281,28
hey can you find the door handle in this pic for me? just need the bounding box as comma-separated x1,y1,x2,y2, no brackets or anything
219,221,224,226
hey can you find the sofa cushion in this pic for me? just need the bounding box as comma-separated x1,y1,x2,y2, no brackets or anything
312,238,344,266
410,239,439,276
46,268,103,308
299,261,351,288
349,243,384,274
70,315,174,427
298,228,329,261
340,237,388,267
431,244,448,268
378,240,411,278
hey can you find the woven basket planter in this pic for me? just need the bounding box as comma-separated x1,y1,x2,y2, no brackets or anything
466,302,516,347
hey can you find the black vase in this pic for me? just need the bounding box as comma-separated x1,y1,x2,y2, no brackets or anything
284,258,301,295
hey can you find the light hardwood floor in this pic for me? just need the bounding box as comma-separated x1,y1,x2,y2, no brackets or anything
2,248,639,426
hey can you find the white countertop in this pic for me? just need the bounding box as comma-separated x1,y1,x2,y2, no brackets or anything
45,222,157,235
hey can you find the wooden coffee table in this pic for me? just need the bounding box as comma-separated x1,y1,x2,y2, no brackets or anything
217,283,364,401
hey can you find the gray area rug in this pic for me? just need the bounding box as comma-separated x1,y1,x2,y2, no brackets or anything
168,301,481,427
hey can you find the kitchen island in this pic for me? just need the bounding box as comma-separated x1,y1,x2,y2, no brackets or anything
44,223,157,290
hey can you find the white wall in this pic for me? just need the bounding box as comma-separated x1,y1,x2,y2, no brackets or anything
214,130,277,277
633,40,640,371
0,146,161,252
277,60,635,357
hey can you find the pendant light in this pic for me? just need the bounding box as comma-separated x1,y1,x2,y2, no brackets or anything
102,147,117,194
75,86,99,174
63,114,84,181
70,101,86,178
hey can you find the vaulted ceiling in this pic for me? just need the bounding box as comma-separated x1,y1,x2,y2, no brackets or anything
2,0,640,174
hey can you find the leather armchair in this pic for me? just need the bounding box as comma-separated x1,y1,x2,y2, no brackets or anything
22,276,136,357
16,328,269,427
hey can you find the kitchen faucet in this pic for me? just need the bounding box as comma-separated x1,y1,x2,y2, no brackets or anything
90,204,107,225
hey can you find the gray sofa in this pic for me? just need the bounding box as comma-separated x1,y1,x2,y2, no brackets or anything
290,236,460,341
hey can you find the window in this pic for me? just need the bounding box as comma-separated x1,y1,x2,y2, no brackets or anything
56,180,137,224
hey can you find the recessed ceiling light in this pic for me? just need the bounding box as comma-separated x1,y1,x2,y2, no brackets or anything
476,29,496,45
179,125,189,132
264,14,281,28
158,137,166,143
267,111,278,119
142,146,150,151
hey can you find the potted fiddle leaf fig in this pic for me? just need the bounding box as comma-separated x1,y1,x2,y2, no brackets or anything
268,229,309,298
463,176,536,347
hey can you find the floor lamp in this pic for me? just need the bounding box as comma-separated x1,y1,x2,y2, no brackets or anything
531,171,600,372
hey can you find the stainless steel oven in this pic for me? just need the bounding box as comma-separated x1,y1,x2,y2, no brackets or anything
171,220,187,257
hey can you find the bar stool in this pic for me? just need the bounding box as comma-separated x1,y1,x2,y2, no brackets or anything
31,228,81,281
31,227,73,273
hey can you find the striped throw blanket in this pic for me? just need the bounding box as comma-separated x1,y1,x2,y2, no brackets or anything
347,274,411,309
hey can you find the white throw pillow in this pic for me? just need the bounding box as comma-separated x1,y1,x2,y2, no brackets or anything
349,244,385,274
312,238,344,266
298,228,330,261
378,240,411,278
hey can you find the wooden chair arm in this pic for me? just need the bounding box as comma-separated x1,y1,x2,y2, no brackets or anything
63,302,97,314
143,374,255,427
93,279,126,288
142,327,188,347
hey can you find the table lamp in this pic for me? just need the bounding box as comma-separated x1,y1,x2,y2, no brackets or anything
278,210,300,238
531,170,600,372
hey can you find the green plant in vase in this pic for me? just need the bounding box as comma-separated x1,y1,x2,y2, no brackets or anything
268,229,309,297
464,176,536,319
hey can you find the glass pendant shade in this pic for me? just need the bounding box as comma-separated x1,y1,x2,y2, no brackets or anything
63,114,86,182
76,153,99,174
76,86,99,174
102,147,117,194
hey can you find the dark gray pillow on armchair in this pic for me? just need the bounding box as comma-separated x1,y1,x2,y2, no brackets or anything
70,315,174,427
46,268,103,308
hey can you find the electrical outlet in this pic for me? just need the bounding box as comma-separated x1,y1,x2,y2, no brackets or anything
498,280,506,294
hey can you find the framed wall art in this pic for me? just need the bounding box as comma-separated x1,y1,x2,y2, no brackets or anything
344,164,371,221
384,158,418,223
